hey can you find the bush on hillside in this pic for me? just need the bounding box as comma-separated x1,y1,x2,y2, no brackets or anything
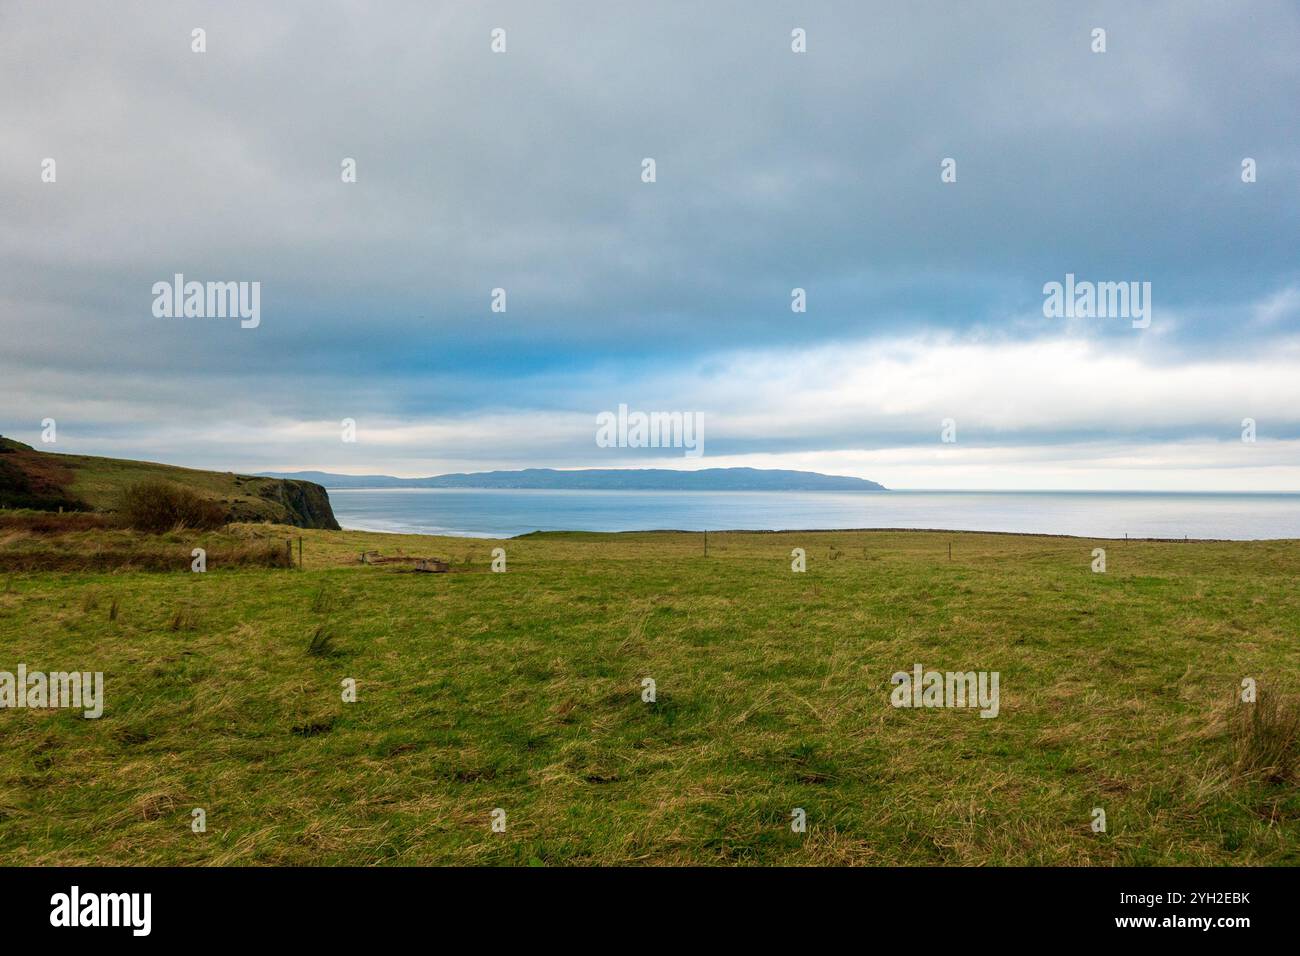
117,478,227,533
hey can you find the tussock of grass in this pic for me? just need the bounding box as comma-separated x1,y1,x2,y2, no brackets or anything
291,717,336,737
310,585,338,614
306,624,337,657
1234,689,1300,783
168,604,199,633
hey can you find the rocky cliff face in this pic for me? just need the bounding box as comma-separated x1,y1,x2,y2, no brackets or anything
254,478,341,530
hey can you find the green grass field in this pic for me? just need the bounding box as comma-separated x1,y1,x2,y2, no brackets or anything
2,525,1298,865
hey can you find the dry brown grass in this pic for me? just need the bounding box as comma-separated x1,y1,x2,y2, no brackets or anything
0,511,113,533
0,525,294,571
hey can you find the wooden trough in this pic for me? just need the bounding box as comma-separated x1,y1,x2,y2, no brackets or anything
359,551,449,573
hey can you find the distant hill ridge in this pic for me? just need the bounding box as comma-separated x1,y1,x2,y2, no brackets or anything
257,467,887,492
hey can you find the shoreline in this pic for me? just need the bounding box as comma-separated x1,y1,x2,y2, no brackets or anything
327,488,1300,541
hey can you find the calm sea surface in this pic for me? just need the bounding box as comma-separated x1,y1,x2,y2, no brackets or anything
326,488,1300,540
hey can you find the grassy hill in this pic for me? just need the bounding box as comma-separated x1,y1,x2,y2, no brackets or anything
0,436,338,529
1,525,1297,865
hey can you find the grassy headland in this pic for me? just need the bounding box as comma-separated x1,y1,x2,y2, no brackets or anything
1,522,1298,865
0,436,338,529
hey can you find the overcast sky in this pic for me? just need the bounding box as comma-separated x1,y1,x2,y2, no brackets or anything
3,1,1298,489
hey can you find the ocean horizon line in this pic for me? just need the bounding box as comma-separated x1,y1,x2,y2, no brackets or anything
324,486,1300,497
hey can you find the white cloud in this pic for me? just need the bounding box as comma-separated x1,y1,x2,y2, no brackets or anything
682,334,1300,439
11,332,1298,491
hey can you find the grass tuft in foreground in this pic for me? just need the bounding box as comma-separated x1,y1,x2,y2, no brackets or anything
1234,690,1300,784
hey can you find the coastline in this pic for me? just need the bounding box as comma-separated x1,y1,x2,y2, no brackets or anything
325,487,1300,541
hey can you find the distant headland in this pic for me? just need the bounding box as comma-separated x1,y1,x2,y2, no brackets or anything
256,467,888,493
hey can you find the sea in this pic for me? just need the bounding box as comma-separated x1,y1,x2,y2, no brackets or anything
325,488,1300,540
